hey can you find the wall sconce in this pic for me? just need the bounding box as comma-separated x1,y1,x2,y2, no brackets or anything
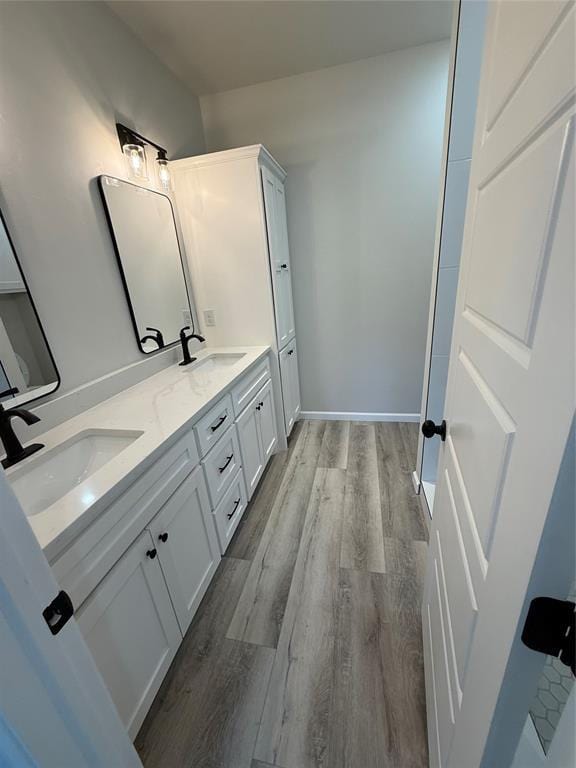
122,143,148,181
156,149,172,192
116,123,171,191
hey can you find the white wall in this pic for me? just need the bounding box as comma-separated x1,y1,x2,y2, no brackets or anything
201,42,449,416
0,1,205,399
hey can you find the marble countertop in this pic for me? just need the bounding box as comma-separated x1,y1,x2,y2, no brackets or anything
6,346,270,560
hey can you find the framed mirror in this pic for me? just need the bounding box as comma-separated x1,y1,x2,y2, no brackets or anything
98,176,194,354
0,208,60,407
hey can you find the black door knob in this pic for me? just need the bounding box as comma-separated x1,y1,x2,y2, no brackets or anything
422,419,447,442
158,532,168,543
146,548,158,559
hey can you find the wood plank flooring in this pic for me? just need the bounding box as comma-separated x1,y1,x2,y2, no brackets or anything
136,420,430,768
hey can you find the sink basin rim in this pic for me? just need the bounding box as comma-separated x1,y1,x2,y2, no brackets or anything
9,428,144,517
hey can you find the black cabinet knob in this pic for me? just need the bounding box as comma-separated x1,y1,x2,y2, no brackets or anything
146,548,158,559
421,419,447,442
158,533,168,543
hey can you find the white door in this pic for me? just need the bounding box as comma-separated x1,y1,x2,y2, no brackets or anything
76,529,181,739
261,167,295,348
288,340,301,424
149,465,220,635
237,395,264,499
422,2,575,767
0,470,141,767
256,379,278,463
279,344,295,436
273,179,296,343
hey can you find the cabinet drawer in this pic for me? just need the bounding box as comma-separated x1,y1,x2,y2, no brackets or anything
212,469,248,554
194,393,234,457
231,358,271,416
202,425,241,508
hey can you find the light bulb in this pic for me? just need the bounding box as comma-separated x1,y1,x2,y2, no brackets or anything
156,156,172,192
123,143,148,180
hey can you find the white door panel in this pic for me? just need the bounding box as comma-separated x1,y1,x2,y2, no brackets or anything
423,2,575,766
237,395,264,499
257,379,278,463
149,466,220,635
76,529,181,738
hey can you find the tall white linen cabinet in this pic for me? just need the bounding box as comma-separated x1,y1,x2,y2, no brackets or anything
173,145,301,451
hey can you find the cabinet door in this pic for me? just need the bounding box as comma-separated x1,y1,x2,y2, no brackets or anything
279,345,294,436
274,181,296,341
262,167,295,348
236,395,264,500
288,340,301,423
75,529,181,739
148,465,220,635
257,379,278,464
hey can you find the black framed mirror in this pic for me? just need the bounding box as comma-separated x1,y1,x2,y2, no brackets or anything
98,175,194,354
0,207,60,407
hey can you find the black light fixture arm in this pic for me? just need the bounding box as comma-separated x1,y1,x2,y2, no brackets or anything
116,122,168,159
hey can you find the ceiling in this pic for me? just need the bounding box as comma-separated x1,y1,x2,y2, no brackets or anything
107,1,453,95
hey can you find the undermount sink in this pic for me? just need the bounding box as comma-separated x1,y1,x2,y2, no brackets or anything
9,429,143,517
190,353,246,372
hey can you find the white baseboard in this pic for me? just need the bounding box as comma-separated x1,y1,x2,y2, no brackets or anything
300,411,420,423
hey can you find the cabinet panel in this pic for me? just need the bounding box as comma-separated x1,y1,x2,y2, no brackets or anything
257,379,278,463
212,469,248,554
202,425,242,508
274,181,296,342
76,529,181,739
288,340,301,423
262,167,295,349
279,345,294,436
149,466,220,635
236,395,264,500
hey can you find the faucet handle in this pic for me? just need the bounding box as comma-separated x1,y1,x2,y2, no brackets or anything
179,326,191,340
0,387,19,402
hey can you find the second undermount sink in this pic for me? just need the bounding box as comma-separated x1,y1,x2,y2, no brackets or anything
190,353,246,373
9,429,143,517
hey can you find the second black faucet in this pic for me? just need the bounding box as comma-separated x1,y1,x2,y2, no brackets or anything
179,326,205,366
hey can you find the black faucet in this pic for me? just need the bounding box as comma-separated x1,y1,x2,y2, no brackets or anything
0,388,44,469
140,327,165,349
178,326,205,367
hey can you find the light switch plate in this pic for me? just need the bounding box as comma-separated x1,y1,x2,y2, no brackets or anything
203,309,216,327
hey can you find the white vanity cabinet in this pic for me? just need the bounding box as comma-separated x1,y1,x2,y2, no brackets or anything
279,339,301,436
49,352,278,741
173,145,301,448
75,528,181,739
236,379,278,499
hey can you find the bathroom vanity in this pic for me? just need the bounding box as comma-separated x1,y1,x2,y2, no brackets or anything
7,346,277,737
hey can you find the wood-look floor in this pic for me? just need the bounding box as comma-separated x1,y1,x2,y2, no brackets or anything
136,420,430,768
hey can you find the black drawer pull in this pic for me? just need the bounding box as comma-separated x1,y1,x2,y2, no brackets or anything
146,548,157,559
227,498,241,520
218,454,234,473
287,349,294,355
158,532,168,543
210,414,227,432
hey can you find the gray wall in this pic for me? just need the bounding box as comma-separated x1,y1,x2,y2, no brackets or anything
0,1,205,396
201,42,449,415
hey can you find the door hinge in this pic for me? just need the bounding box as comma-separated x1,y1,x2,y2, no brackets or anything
521,597,575,675
42,590,74,636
